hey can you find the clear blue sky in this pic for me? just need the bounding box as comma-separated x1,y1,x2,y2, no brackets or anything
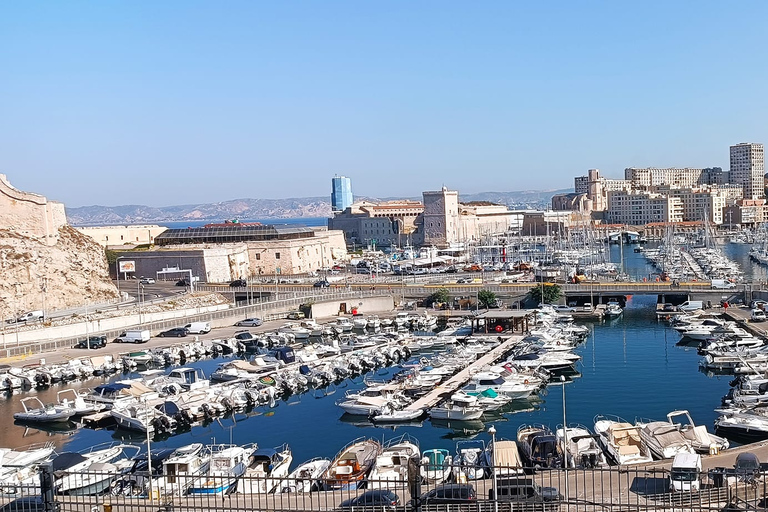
2,1,767,207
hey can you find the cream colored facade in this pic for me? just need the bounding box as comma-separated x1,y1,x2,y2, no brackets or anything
458,204,525,240
76,225,168,247
246,229,347,276
328,200,423,247
574,169,632,212
656,186,729,224
0,174,67,245
607,191,683,225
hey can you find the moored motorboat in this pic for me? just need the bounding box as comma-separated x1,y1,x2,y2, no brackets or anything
321,438,381,490
188,444,255,495
277,457,329,493
238,444,292,494
420,448,452,485
14,397,75,424
367,435,419,490
594,414,653,465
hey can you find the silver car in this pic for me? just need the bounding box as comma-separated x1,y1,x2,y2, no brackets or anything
235,318,263,327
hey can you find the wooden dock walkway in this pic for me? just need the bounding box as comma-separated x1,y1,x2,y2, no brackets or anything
405,334,523,412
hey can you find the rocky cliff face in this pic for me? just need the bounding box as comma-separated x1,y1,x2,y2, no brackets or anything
0,226,118,320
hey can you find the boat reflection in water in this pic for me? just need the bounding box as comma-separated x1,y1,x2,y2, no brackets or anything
338,413,423,430
430,418,486,440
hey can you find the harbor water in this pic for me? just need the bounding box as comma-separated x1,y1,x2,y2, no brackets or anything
0,239,755,464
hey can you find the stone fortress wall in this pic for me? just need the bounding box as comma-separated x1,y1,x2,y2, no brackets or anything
0,174,67,246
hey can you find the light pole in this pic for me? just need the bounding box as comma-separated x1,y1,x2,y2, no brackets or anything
488,425,498,512
560,375,569,501
115,256,124,295
138,281,144,326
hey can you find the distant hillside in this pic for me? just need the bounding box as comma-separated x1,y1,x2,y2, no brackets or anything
66,189,572,225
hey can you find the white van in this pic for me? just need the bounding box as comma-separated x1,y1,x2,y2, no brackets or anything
678,300,703,312
16,311,44,323
752,309,767,322
184,322,211,334
114,329,151,343
670,452,701,492
711,279,736,289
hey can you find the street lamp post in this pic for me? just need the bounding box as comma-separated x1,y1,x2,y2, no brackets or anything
560,375,569,501
488,425,498,512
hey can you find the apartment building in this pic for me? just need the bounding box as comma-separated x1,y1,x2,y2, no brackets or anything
606,190,683,225
730,143,765,200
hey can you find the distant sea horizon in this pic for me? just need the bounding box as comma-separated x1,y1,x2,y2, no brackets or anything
162,217,328,229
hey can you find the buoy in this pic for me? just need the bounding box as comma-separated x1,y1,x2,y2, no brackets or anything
495,325,503,333
524,379,529,385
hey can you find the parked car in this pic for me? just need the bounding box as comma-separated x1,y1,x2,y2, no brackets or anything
751,309,766,322
418,484,476,505
157,327,189,338
175,279,190,286
235,318,263,327
229,279,247,287
287,311,306,320
339,490,400,510
74,335,107,349
549,304,575,312
139,277,155,285
313,280,330,288
750,300,768,310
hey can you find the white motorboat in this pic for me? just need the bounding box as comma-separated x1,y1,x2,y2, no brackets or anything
594,415,653,466
636,419,696,460
189,444,255,495
111,402,176,434
462,371,536,399
428,396,484,421
366,316,381,329
666,410,729,454
14,397,76,424
604,301,623,318
56,389,105,416
56,446,140,496
150,443,209,497
239,444,292,494
368,436,419,490
0,442,56,495
555,425,607,468
454,440,489,481
487,440,525,477
352,317,369,330
371,407,424,423
335,318,354,332
277,457,330,493
337,396,400,416
420,449,452,484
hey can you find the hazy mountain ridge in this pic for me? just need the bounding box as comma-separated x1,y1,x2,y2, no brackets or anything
67,189,571,225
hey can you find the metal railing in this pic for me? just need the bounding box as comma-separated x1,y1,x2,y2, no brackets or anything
8,461,764,512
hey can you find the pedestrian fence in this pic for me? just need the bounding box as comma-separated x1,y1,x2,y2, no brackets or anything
3,461,765,512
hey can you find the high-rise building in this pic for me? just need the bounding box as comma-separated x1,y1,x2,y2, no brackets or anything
331,176,353,212
730,143,765,200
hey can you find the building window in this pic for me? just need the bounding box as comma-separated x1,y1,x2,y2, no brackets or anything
255,253,260,260
275,252,281,259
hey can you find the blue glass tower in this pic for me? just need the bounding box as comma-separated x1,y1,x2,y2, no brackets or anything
331,176,353,212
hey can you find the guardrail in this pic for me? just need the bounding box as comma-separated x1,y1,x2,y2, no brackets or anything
0,290,385,359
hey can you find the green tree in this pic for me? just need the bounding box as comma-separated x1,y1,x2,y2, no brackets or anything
529,283,562,305
477,289,497,309
426,287,450,306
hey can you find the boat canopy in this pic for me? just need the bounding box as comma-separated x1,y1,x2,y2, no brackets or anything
52,452,88,471
493,440,522,468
